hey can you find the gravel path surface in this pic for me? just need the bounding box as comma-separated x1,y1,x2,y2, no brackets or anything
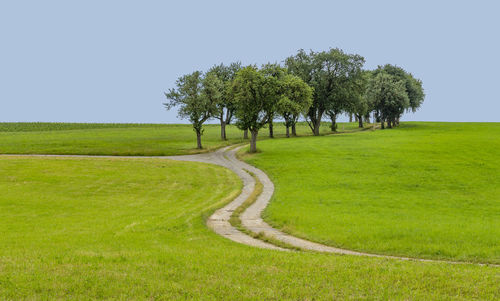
167,147,284,250
171,146,499,266
2,148,497,266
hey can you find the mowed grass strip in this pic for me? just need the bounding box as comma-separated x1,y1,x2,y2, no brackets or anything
0,156,498,299
228,170,300,251
229,171,264,230
0,122,360,156
243,122,500,264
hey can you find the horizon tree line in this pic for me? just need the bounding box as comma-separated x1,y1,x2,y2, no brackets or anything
164,48,425,152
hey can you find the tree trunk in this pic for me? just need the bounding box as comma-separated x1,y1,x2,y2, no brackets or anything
243,129,248,139
357,115,363,128
310,109,324,136
196,130,202,149
291,123,297,136
249,130,258,153
220,120,226,140
349,113,353,123
269,120,274,138
330,120,336,132
354,115,358,122
381,120,385,129
396,117,400,126
387,119,393,128
330,114,337,132
364,114,370,124
313,121,321,136
286,126,290,138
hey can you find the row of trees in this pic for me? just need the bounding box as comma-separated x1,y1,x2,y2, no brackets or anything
165,48,424,152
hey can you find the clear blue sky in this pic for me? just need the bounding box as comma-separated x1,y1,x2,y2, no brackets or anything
1,0,498,123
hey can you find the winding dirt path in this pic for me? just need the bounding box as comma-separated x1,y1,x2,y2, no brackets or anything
0,149,283,251
167,147,284,250
173,146,499,266
2,148,497,266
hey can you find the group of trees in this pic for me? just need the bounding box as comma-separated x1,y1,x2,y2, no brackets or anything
231,64,313,152
165,62,313,152
165,48,424,152
369,65,425,128
164,63,241,149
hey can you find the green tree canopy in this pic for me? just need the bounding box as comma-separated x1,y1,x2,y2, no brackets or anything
373,64,425,113
164,71,219,149
367,71,409,129
206,62,242,140
286,48,365,135
232,66,285,152
347,70,372,128
260,63,289,138
277,74,313,137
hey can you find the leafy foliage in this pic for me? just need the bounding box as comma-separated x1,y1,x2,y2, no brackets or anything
277,74,313,136
286,48,365,134
164,71,219,148
207,62,242,139
369,65,425,128
368,72,410,128
347,70,372,127
373,64,425,113
232,66,268,132
232,64,313,151
163,48,425,149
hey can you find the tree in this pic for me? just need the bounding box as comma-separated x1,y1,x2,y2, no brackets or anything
277,74,313,137
285,50,317,134
260,63,286,138
347,70,371,128
232,66,274,153
372,64,425,125
207,62,242,140
164,71,218,149
286,48,365,135
321,50,365,132
367,72,409,129
406,76,425,113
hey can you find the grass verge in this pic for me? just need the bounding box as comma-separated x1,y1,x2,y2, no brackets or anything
243,122,500,264
229,169,310,251
0,155,498,299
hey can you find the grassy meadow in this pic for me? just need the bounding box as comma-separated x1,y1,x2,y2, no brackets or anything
242,122,500,264
0,122,358,156
0,156,499,299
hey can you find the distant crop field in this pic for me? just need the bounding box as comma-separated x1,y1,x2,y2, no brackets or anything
0,122,168,132
243,122,500,264
0,122,359,156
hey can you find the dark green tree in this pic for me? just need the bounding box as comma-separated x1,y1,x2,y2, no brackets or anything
206,62,242,140
347,70,372,128
367,72,409,129
164,71,219,149
286,48,365,135
321,50,365,132
260,63,287,138
372,64,425,125
277,74,313,137
232,66,280,152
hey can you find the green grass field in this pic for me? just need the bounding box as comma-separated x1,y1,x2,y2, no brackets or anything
0,156,498,299
0,122,357,156
243,122,500,264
